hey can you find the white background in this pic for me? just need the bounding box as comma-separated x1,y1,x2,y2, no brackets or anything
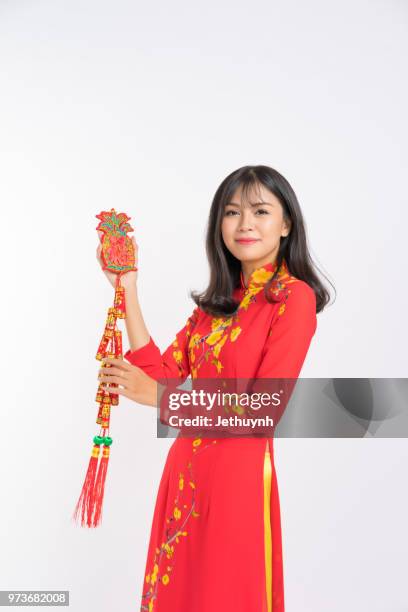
1,0,407,610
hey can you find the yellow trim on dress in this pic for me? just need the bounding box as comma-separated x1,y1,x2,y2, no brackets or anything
264,449,273,612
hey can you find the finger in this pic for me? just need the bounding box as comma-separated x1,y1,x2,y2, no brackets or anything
103,357,131,370
98,366,126,377
101,385,126,398
100,382,133,401
100,375,127,386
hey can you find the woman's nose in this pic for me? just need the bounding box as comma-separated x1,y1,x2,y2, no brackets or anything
237,211,255,230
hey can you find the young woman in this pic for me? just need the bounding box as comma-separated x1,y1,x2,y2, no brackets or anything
97,165,332,612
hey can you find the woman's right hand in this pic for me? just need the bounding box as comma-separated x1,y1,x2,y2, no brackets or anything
96,231,139,290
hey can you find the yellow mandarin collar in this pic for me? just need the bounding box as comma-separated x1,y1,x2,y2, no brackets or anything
239,258,289,291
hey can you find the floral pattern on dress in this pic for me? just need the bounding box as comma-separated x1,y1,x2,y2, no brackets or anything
184,259,293,379
140,437,218,611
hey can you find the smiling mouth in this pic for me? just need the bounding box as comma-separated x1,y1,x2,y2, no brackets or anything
236,238,260,243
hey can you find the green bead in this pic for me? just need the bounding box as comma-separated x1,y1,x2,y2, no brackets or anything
103,436,113,446
93,435,104,445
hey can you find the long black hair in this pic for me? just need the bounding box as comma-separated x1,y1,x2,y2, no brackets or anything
190,164,334,317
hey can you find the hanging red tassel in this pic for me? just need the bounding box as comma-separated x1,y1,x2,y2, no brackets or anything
72,208,136,528
92,438,112,526
72,438,103,527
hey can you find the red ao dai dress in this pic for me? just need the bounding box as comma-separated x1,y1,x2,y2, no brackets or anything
124,258,317,612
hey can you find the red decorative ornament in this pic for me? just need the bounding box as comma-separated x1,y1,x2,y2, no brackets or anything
72,208,137,528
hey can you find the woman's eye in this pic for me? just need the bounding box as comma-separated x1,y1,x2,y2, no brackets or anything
224,209,268,216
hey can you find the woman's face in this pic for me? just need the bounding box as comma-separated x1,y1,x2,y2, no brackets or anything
221,182,291,266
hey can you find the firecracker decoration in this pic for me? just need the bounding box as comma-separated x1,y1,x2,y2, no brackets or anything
72,208,137,528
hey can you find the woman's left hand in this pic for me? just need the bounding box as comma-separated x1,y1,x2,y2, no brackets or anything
98,357,158,407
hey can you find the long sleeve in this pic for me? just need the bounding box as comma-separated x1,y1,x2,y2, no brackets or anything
243,280,318,432
256,279,317,380
123,307,200,430
124,306,200,384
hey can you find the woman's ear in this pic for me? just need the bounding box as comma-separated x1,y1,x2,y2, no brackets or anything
282,217,291,237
